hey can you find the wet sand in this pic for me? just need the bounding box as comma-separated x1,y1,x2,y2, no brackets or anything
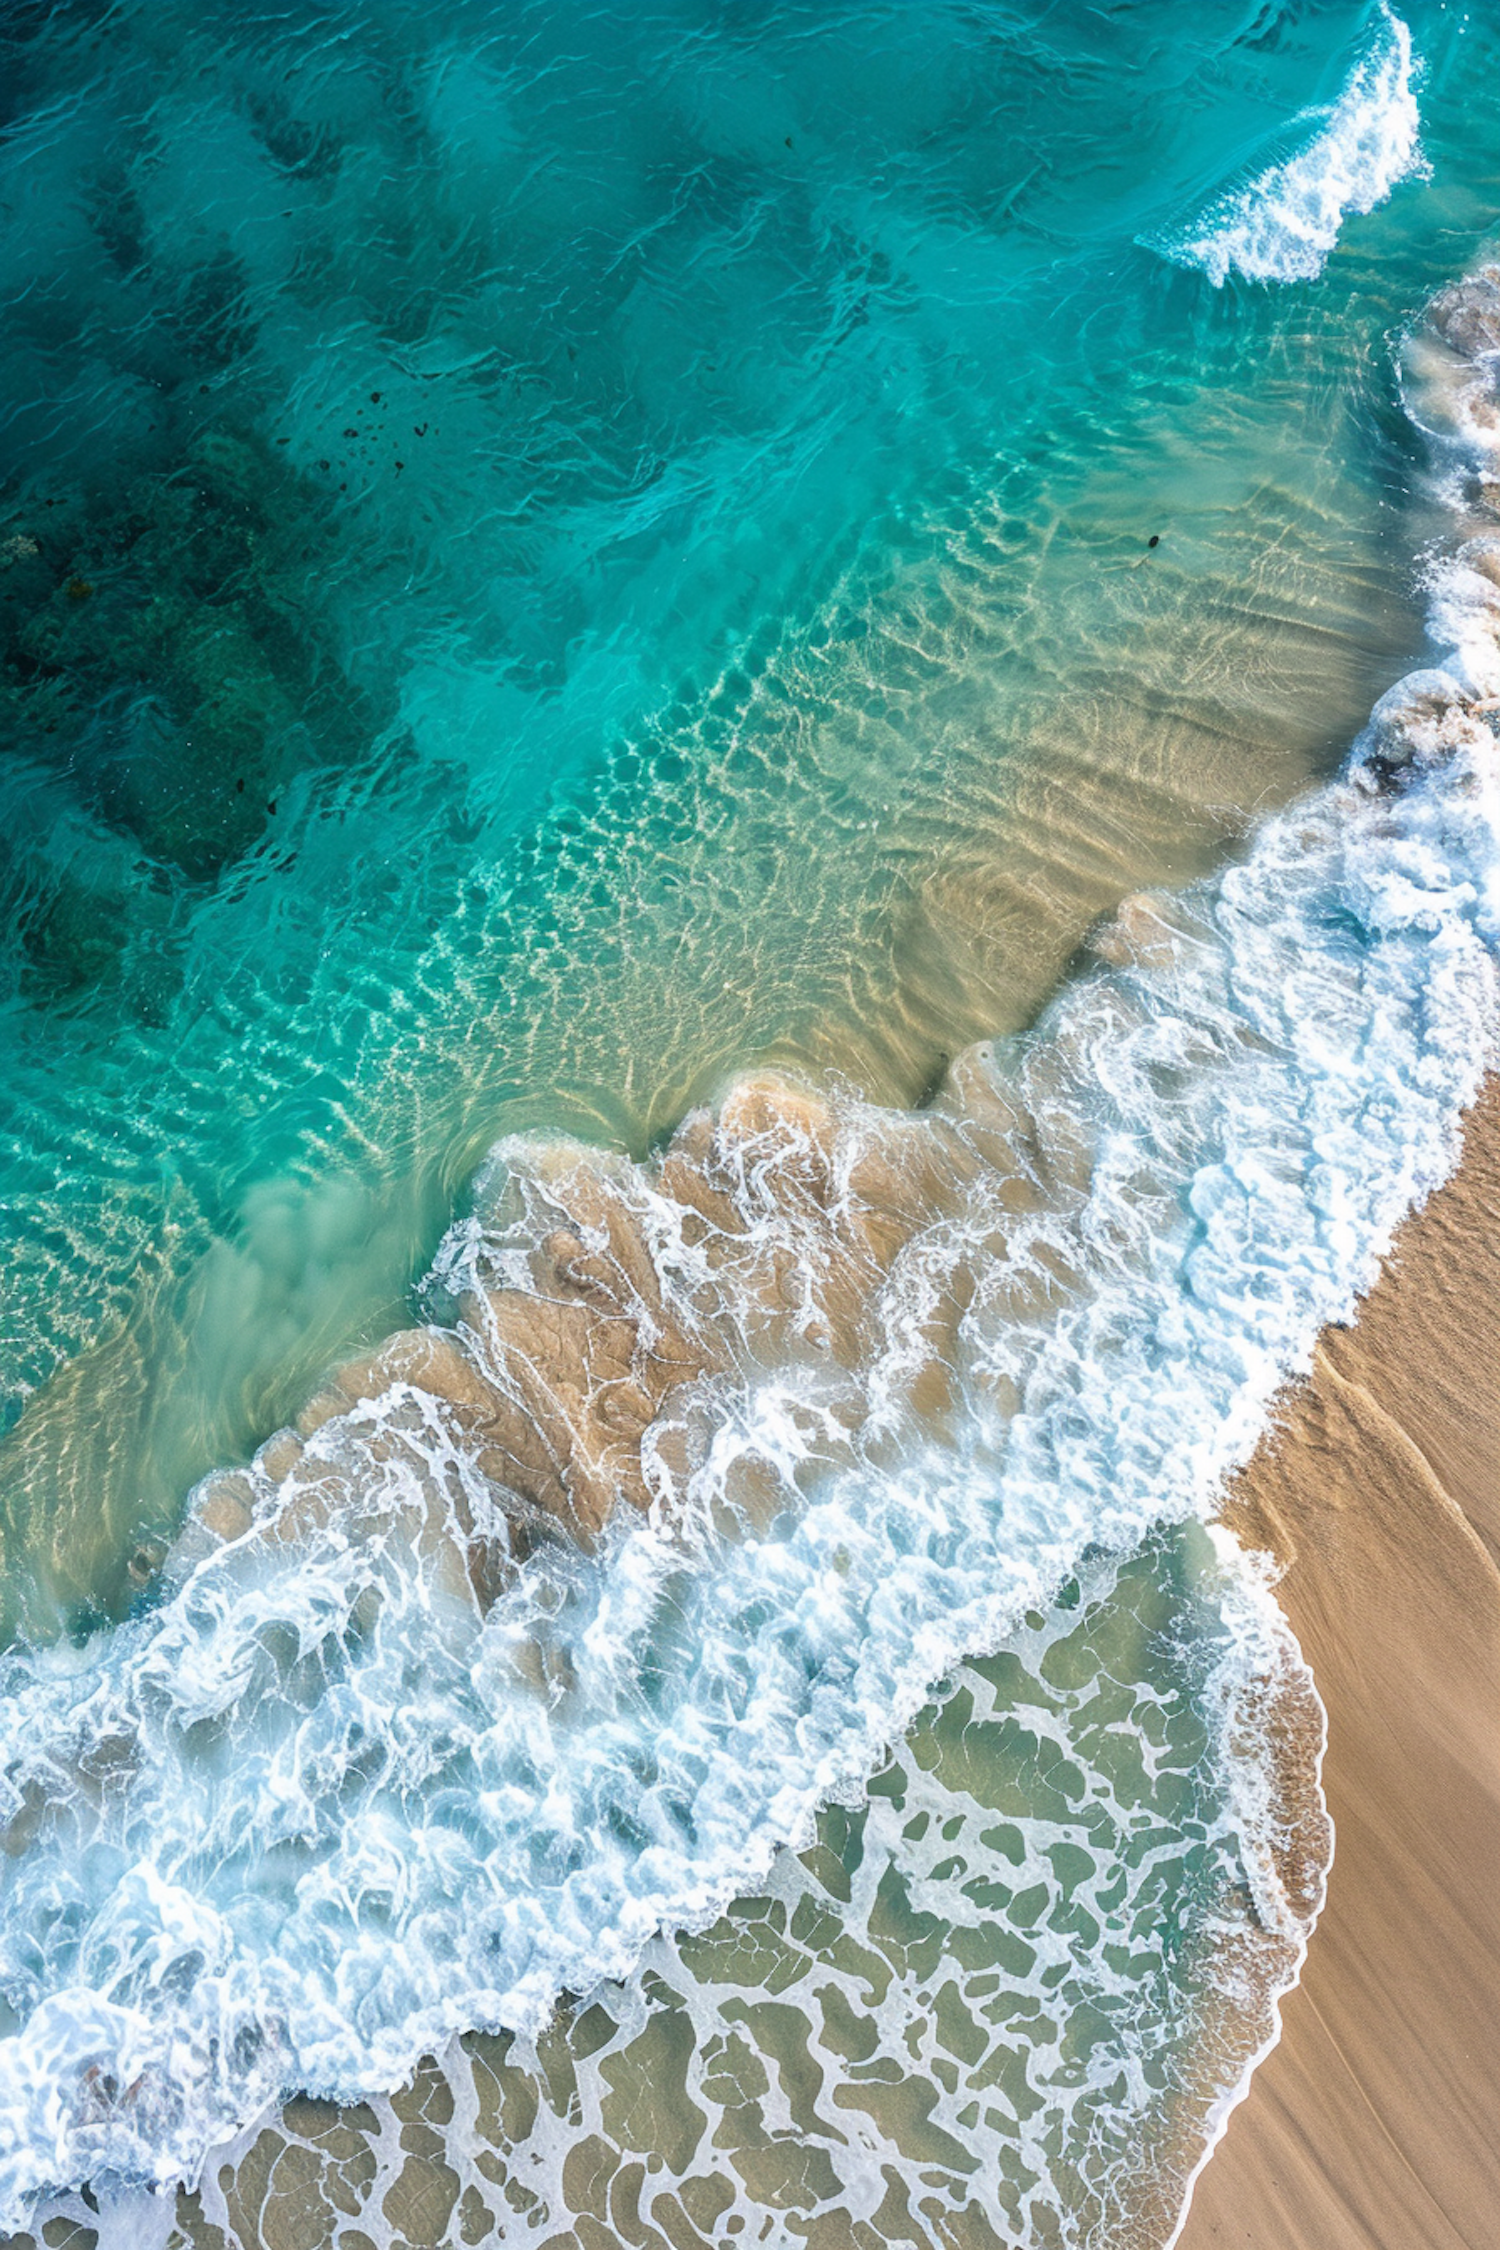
1181,1075,1500,2250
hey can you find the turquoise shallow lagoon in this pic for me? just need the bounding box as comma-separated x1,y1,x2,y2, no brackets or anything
1,0,1500,2238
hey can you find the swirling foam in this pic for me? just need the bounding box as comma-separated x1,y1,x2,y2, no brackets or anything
0,663,1494,2216
1155,7,1425,287
2,262,1500,2226
128,1526,1329,2250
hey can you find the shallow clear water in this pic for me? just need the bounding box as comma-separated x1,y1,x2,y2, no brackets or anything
3,0,1469,1625
168,1526,1328,2250
2,0,1500,2237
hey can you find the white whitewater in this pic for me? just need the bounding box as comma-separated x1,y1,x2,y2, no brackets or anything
3,259,1500,2233
1157,6,1425,286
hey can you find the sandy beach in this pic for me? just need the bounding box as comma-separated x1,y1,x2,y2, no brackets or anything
1181,1075,1500,2250
0,1034,1492,2250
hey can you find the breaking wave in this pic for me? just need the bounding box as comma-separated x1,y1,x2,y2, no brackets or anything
1155,7,1425,287
92,1524,1329,2250
4,257,1500,2234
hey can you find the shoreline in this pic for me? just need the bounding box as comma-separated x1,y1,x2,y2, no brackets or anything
3,1104,1492,2250
1180,1073,1500,2250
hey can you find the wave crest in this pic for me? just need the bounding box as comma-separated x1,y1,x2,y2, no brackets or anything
1154,7,1425,288
4,253,1500,2228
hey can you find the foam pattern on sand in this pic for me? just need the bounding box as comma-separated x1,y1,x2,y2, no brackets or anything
35,1526,1332,2250
0,459,1496,2215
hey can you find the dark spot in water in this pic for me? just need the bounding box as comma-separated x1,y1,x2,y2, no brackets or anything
914,1053,950,1111
91,170,147,273
6,647,62,683
267,799,278,814
395,461,404,472
1362,750,1414,796
177,249,258,367
414,424,428,437
249,97,333,181
1148,533,1160,548
785,135,793,147
370,391,382,403
1,428,389,903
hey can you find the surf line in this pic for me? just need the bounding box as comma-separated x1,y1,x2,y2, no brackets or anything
0,256,1499,2223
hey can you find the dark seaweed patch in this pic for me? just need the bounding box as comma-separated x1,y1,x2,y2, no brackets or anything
0,419,390,1002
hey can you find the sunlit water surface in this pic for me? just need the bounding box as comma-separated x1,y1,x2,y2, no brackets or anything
2,0,1499,2239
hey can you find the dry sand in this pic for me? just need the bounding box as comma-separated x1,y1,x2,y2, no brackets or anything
1180,1076,1500,2250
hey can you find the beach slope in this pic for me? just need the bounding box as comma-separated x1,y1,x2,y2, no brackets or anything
1182,1077,1500,2250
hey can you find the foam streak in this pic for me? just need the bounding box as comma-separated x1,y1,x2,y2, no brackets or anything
3,254,1500,2230
1157,8,1424,286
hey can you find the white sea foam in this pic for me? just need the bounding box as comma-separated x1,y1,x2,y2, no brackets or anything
156,1525,1323,2250
2,264,1500,2228
1156,8,1424,287
0,670,1493,2221
26,1525,1330,2250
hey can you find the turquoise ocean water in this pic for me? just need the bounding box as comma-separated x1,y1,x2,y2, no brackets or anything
1,0,1499,2239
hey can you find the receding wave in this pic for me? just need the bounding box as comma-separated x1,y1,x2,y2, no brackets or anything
118,1525,1330,2250
1153,6,1425,287
5,260,1500,2232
